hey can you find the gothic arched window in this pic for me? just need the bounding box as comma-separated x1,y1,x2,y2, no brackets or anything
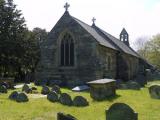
60,34,74,66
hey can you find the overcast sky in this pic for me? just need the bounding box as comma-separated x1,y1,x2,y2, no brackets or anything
14,0,160,48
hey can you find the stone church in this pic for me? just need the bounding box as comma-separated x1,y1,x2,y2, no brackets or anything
35,3,147,87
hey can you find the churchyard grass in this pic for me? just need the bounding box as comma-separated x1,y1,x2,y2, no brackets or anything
0,81,160,120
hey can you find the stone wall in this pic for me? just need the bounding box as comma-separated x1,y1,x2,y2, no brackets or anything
35,12,100,87
96,45,117,79
116,52,139,81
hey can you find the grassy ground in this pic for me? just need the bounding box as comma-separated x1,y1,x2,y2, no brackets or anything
0,81,160,120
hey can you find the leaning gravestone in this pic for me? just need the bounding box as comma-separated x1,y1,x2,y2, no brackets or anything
9,91,19,100
16,92,29,102
73,96,89,107
57,112,77,120
106,103,138,120
41,85,50,95
47,91,59,102
59,93,72,106
149,85,160,99
0,85,7,93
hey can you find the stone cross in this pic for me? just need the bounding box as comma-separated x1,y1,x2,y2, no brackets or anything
64,2,70,11
92,17,96,25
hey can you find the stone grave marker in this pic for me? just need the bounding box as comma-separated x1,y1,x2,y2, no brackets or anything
106,103,138,120
149,85,160,99
57,112,77,120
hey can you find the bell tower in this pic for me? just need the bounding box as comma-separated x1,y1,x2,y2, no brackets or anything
120,28,129,46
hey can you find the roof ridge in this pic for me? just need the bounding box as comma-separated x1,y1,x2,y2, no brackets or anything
92,26,122,52
71,16,92,28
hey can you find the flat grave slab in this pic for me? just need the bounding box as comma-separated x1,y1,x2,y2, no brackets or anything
72,85,89,92
87,79,116,101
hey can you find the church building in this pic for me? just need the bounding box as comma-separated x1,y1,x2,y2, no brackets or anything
35,3,146,87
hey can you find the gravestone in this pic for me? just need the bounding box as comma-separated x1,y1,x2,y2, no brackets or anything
149,85,160,99
106,103,138,120
0,85,7,93
41,85,50,95
51,85,61,94
47,91,59,102
126,81,141,90
16,92,29,102
9,91,19,100
57,112,77,120
73,96,89,107
87,79,116,101
22,84,32,93
59,93,72,106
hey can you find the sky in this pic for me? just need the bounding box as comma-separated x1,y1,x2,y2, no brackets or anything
14,0,160,48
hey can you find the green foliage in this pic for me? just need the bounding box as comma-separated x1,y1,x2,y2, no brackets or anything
137,34,160,69
0,0,48,80
0,82,160,120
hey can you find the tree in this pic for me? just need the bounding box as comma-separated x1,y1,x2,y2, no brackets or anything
136,34,160,69
146,34,160,69
0,0,48,82
134,36,149,59
0,0,26,77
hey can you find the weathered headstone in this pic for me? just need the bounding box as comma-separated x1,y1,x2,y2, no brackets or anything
149,85,160,99
41,85,50,95
106,103,138,120
22,84,32,93
87,79,116,101
9,91,19,100
57,112,77,120
51,85,61,94
73,96,89,107
0,85,7,93
126,81,141,90
16,92,29,102
47,91,59,102
59,93,72,106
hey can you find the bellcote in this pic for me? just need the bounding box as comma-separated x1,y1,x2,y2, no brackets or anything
120,28,129,46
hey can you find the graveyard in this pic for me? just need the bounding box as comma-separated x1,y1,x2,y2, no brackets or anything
1,0,160,120
0,80,160,120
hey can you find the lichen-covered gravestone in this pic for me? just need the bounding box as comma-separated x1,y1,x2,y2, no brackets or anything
0,85,7,93
47,91,59,102
87,79,116,101
41,85,50,95
106,103,138,120
9,91,19,100
51,85,61,94
22,84,32,93
73,96,89,107
59,93,72,106
149,85,160,99
57,112,77,120
16,92,29,102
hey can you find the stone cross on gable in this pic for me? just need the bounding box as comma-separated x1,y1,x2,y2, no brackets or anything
92,17,96,25
64,2,70,11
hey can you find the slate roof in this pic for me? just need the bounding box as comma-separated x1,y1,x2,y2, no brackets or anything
72,17,118,51
71,15,140,58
